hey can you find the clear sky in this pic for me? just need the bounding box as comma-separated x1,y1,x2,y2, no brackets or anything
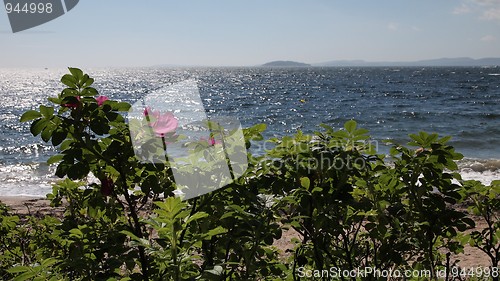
1,0,500,67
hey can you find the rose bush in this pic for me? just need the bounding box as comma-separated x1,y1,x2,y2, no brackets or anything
0,68,497,280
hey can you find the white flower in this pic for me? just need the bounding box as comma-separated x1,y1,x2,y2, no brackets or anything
172,189,185,197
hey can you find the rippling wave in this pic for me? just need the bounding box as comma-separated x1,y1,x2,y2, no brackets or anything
0,66,499,196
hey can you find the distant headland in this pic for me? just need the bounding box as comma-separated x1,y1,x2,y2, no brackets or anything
261,61,311,67
314,57,500,67
151,57,500,68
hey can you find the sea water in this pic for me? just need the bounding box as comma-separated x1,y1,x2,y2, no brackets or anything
0,66,499,197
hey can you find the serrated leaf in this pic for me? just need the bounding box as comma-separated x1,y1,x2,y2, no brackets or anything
69,228,83,238
7,266,31,274
185,212,209,224
20,110,42,122
12,270,37,281
40,257,58,267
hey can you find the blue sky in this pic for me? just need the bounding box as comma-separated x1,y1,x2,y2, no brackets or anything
1,0,500,67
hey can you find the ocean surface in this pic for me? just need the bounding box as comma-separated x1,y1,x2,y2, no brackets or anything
0,67,499,197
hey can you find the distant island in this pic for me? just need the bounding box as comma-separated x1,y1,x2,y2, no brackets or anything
151,57,500,68
315,57,500,67
262,61,311,67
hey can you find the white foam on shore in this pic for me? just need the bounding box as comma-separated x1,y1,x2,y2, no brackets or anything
0,158,499,197
459,168,499,185
457,158,500,185
0,163,55,197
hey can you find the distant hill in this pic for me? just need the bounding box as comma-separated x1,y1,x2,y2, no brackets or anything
315,57,500,67
262,61,311,67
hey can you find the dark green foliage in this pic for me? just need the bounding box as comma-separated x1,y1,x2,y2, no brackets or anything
463,180,500,281
2,68,497,280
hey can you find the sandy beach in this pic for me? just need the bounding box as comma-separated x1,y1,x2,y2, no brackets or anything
0,196,62,216
0,196,493,269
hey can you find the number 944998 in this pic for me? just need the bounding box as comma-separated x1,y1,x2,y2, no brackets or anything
5,2,53,14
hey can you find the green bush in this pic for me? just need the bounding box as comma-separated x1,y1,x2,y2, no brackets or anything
1,68,496,280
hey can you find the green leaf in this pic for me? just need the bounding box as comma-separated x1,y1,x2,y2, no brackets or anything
354,128,369,136
253,123,267,132
41,129,52,142
51,130,67,146
319,123,334,132
69,228,83,239
142,175,159,194
39,105,54,118
47,97,62,104
206,226,227,237
113,102,131,112
185,212,209,224
40,257,58,267
15,272,38,281
41,123,56,142
81,87,98,97
438,135,452,144
204,265,224,276
344,120,357,133
47,154,64,165
68,67,83,80
30,118,48,136
82,76,94,88
20,110,42,122
61,74,77,88
300,177,310,189
90,119,110,135
67,162,90,180
7,266,31,274
55,162,69,178
61,88,79,98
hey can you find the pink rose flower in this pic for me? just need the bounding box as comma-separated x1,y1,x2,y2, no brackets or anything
96,96,109,106
62,96,80,109
144,107,178,137
200,136,221,146
100,177,114,197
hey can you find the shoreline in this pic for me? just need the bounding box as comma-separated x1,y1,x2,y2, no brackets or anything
0,195,492,268
0,157,498,197
0,195,55,215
